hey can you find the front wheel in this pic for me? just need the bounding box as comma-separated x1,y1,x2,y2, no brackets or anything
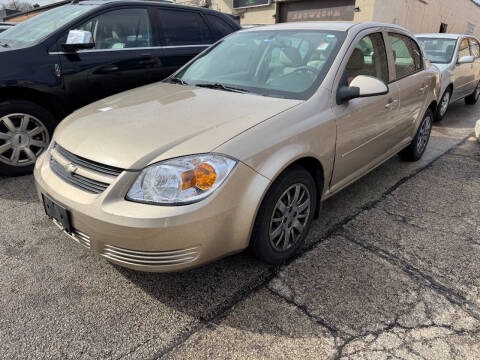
250,166,318,264
399,109,433,162
435,88,451,122
465,81,480,105
0,100,56,177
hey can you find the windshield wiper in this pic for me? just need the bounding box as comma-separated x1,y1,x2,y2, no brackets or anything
166,77,189,85
0,42,9,48
195,82,250,94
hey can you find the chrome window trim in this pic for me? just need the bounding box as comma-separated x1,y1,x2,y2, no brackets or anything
48,44,211,55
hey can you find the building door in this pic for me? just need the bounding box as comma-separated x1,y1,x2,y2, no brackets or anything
278,0,355,23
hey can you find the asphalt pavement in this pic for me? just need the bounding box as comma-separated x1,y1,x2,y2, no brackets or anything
0,99,479,359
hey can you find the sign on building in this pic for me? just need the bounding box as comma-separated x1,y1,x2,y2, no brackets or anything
233,0,271,9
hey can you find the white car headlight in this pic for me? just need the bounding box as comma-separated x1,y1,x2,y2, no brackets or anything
126,154,237,205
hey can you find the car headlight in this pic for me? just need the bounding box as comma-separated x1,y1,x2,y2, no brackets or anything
126,154,237,205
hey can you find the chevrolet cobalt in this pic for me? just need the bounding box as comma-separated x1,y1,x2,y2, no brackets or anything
35,22,440,272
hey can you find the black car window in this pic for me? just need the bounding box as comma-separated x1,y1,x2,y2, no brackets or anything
345,32,389,85
71,8,152,50
157,9,211,45
388,33,422,80
204,14,235,39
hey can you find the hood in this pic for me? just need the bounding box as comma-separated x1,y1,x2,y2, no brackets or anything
54,82,302,170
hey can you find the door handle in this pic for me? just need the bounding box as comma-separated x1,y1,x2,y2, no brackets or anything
139,54,156,65
385,98,398,109
420,84,429,93
101,65,119,73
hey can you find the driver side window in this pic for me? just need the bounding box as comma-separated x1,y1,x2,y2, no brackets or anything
345,33,389,85
69,8,152,50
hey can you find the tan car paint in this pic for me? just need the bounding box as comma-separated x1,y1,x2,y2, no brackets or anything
34,22,440,272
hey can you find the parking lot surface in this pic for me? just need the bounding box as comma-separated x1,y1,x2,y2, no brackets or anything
1,100,479,359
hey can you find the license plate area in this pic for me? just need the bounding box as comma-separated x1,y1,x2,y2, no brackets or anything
42,194,72,233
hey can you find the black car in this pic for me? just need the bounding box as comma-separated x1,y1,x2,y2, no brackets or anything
0,0,240,176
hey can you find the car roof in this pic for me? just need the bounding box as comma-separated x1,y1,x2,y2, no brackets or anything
240,21,411,34
416,33,467,39
77,0,218,12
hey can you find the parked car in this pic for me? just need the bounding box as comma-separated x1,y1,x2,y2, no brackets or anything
417,33,480,121
34,22,440,272
0,0,240,176
0,23,14,33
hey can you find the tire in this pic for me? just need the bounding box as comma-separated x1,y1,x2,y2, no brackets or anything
0,100,56,177
250,166,318,264
465,81,480,105
435,88,451,122
399,109,433,162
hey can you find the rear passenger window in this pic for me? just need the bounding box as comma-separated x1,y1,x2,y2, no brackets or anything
458,38,471,59
388,33,422,80
345,33,389,84
205,14,234,39
469,38,480,58
157,9,211,45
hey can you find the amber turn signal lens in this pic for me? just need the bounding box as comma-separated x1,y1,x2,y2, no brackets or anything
180,163,217,191
195,163,217,190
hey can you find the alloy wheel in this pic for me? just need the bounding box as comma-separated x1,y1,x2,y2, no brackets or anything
0,113,50,167
269,183,311,252
416,115,432,154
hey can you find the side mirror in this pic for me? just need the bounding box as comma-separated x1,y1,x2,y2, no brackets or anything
336,75,388,104
62,30,95,52
458,55,475,64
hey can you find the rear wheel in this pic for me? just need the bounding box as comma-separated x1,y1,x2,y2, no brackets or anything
250,166,317,264
465,81,480,105
435,88,451,122
399,109,433,162
0,101,56,176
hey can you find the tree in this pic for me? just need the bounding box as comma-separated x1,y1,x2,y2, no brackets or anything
1,0,34,11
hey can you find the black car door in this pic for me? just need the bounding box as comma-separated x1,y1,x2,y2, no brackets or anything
56,7,158,109
146,8,215,82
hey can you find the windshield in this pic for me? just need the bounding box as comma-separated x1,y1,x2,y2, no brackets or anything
417,37,457,64
0,5,96,48
174,30,346,100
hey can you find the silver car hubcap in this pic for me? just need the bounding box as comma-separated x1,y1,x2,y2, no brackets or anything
0,113,49,167
475,84,480,100
417,115,432,154
439,91,450,116
269,183,311,252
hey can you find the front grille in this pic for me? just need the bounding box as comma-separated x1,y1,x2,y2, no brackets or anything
55,144,123,177
50,157,110,193
49,144,123,194
100,245,200,267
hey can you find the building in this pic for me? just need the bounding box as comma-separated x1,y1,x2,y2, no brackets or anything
4,1,70,23
0,9,20,22
205,0,480,37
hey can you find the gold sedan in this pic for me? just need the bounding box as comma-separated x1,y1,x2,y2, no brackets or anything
34,22,440,272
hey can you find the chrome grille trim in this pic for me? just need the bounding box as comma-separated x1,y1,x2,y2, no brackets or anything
54,144,123,177
67,229,91,249
50,156,109,194
101,245,200,266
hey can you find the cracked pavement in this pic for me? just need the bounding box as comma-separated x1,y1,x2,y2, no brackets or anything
1,100,479,359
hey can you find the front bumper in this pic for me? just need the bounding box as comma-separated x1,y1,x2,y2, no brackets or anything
34,152,270,272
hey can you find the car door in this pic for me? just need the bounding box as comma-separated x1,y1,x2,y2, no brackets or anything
57,7,157,109
330,30,400,189
146,8,214,82
453,38,474,99
386,32,428,141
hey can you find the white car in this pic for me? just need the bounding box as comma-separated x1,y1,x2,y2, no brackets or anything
417,33,480,121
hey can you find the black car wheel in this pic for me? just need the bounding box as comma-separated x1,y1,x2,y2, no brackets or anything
399,109,433,162
250,166,317,264
465,81,480,105
0,100,56,176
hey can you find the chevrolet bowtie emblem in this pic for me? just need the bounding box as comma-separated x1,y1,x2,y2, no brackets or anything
65,163,78,175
